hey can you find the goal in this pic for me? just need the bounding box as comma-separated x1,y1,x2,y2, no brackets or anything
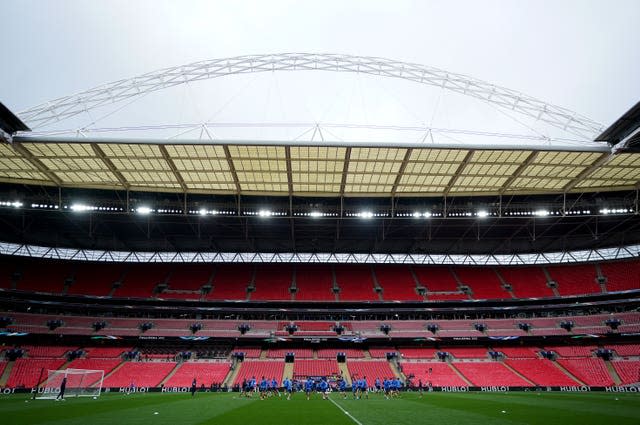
35,368,104,399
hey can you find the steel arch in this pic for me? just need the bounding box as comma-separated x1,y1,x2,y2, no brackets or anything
18,53,604,138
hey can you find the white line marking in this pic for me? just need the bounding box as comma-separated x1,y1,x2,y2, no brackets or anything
328,396,364,425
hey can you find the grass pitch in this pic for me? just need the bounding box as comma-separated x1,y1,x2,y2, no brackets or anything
2,391,639,425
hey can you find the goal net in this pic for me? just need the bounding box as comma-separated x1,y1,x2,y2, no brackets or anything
35,368,104,399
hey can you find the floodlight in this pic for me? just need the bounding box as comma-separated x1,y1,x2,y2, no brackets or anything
136,206,152,215
477,210,489,218
309,211,323,218
258,209,272,217
70,204,93,212
534,210,550,217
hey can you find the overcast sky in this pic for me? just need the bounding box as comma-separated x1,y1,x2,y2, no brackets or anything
1,0,639,142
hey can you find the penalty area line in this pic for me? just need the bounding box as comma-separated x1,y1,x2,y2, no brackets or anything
328,396,364,425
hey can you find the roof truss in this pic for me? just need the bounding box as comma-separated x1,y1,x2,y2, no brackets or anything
2,137,636,198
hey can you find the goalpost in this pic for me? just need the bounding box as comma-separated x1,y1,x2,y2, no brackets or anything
35,368,104,399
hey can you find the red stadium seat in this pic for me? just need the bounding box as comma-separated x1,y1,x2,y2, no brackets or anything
102,362,177,387
163,362,230,387
347,361,395,383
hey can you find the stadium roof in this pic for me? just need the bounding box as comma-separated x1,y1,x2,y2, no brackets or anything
597,100,640,153
1,137,638,198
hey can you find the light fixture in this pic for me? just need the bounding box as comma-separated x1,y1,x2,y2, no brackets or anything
534,210,550,217
70,203,95,212
258,209,272,217
477,210,489,218
359,211,374,219
136,206,152,215
309,211,323,218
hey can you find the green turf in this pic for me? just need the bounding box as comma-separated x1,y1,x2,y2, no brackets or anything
1,391,639,425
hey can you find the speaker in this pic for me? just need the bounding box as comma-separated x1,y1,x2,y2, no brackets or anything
0,316,13,328
426,324,439,334
474,323,487,332
437,351,449,361
560,321,574,332
140,322,154,332
518,322,532,332
605,318,621,330
92,321,107,331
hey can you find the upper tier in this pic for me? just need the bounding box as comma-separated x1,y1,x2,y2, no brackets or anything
1,256,638,302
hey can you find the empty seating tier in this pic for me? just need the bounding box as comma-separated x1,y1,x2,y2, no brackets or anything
83,347,130,358
497,347,540,358
22,345,76,358
368,347,396,358
113,264,172,298
444,347,488,359
455,267,509,300
251,264,292,301
294,265,335,301
413,267,458,292
334,265,377,301
504,359,578,386
374,266,422,301
267,348,313,359
160,264,213,300
6,358,66,388
557,358,614,386
401,362,467,386
427,293,468,301
600,260,640,292
347,361,395,383
547,264,601,296
15,260,71,294
2,258,638,301
454,362,530,386
498,267,553,298
611,361,640,385
293,360,339,378
295,321,335,332
606,344,640,357
206,265,251,301
398,348,438,359
66,358,123,376
233,347,262,358
317,349,364,359
68,263,123,296
102,362,177,387
163,362,230,387
544,346,596,358
0,256,14,289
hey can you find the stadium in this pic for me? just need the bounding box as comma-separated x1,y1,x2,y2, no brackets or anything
1,2,640,424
